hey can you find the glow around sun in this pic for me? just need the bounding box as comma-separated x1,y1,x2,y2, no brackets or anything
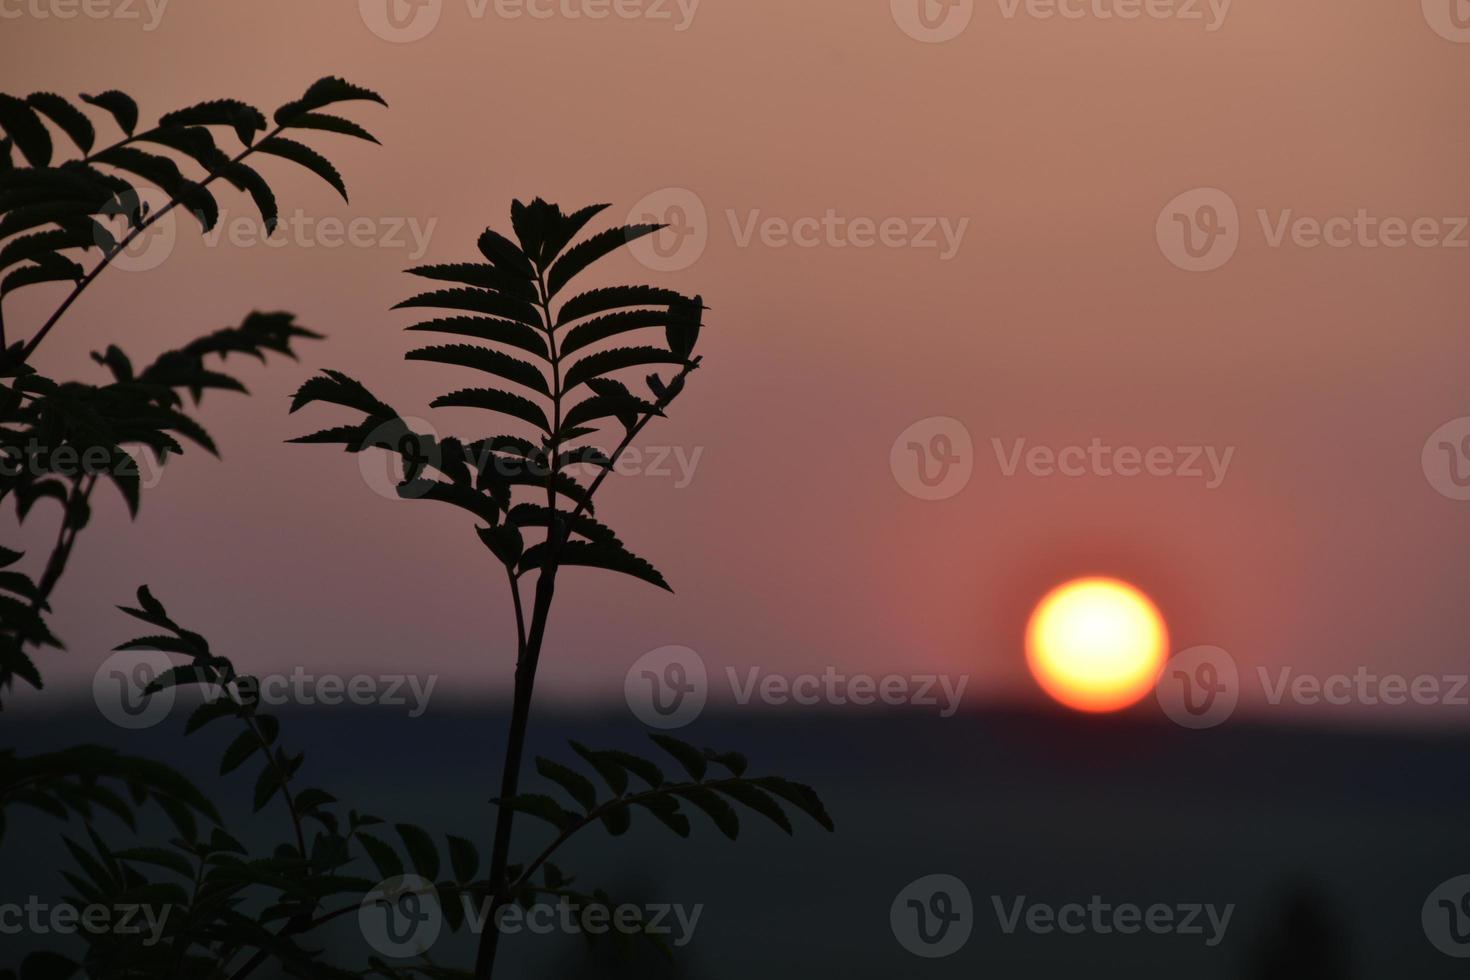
1025,577,1169,713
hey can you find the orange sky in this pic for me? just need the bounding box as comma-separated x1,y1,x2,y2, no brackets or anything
5,0,1470,725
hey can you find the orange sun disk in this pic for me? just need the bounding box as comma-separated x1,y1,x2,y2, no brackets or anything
1025,577,1169,713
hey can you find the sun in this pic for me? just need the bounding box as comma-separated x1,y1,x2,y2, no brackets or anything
1025,577,1168,713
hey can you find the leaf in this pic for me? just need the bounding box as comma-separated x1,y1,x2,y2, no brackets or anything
650,734,706,780
560,309,693,357
1,252,82,297
752,776,834,832
406,345,549,396
430,387,550,432
536,757,597,812
569,741,627,796
394,287,542,329
600,803,632,837
285,111,379,143
218,161,279,234
252,759,284,812
219,731,260,775
476,523,523,566
26,93,94,153
273,77,387,125
355,833,403,879
158,99,268,146
185,695,242,734
0,95,51,167
673,786,740,840
634,794,690,837
556,285,694,326
80,90,139,136
561,345,687,392
395,823,440,880
518,540,670,592
703,749,748,776
288,370,394,416
544,224,661,298
407,261,538,300
404,315,548,360
446,835,479,883
716,782,792,834
255,136,347,201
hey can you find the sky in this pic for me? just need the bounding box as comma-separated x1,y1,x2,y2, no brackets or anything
5,0,1470,726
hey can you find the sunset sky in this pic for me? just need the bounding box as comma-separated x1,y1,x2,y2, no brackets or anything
6,0,1470,725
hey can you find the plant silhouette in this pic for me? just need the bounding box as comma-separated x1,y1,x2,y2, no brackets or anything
0,87,833,975
292,199,834,978
0,75,386,701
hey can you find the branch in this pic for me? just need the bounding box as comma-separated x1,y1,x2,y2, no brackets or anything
17,124,287,364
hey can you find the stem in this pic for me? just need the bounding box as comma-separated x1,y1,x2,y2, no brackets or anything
475,549,558,979
473,270,563,979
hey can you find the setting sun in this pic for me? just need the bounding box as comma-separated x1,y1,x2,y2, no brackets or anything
1025,578,1169,713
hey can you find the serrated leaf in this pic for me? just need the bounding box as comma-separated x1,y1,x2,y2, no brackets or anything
446,835,479,883
394,823,440,880
80,90,139,136
650,734,707,780
356,833,403,879
255,136,347,201
26,93,94,153
535,757,597,812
